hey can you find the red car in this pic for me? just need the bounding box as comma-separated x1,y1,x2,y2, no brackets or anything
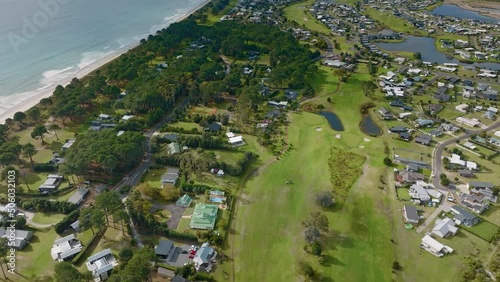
190,250,196,255
189,255,194,259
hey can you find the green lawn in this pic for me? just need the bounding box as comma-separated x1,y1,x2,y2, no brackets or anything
206,149,245,166
32,212,66,225
169,121,201,131
144,168,166,188
463,220,499,242
16,229,59,279
283,0,332,34
365,8,427,36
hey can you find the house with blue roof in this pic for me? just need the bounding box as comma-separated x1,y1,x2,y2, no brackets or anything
193,242,218,272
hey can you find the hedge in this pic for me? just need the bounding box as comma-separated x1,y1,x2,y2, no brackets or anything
19,198,76,214
55,210,80,235
33,163,56,172
181,183,212,194
71,228,104,265
17,185,75,198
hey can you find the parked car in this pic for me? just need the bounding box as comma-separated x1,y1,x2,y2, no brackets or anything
189,255,194,259
181,250,188,254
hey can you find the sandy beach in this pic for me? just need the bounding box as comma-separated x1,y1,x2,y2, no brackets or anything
0,0,212,123
444,0,500,19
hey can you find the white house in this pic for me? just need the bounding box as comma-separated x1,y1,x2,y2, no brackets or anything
432,218,458,238
193,243,217,272
420,235,454,257
51,234,83,262
86,249,118,281
456,117,480,127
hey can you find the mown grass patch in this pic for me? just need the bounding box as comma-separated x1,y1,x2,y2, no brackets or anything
462,220,499,242
328,147,366,205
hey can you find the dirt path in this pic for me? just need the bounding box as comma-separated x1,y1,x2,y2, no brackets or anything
23,210,54,229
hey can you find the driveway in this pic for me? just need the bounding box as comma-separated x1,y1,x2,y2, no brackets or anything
150,203,187,230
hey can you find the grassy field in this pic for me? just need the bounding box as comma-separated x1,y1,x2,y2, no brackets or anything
168,121,201,131
463,220,499,242
365,8,427,36
32,212,66,225
16,229,60,280
283,0,332,34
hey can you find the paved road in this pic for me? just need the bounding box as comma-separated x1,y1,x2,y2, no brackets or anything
417,120,500,233
111,98,189,247
432,120,500,190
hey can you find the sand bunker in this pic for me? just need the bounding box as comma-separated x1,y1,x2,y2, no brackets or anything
364,138,371,142
316,127,323,131
335,134,341,139
359,145,365,149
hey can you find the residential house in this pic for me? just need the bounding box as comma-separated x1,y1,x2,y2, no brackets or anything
161,168,180,186
38,174,64,193
67,188,89,206
415,119,434,128
394,157,429,170
460,191,490,214
458,170,474,178
409,184,431,203
450,205,479,226
267,101,288,109
456,117,480,127
205,122,221,132
167,142,181,154
227,132,244,146
399,132,411,141
155,239,177,261
86,249,118,281
402,204,419,225
432,218,458,238
193,242,218,272
285,89,299,100
440,123,459,132
429,129,443,137
0,228,33,249
415,134,432,146
62,139,76,150
379,107,394,120
434,92,450,102
163,133,179,142
175,194,193,208
428,104,443,115
420,235,454,257
390,126,407,133
189,204,219,230
470,188,498,203
468,182,494,190
51,234,83,262
266,109,281,119
398,171,425,184
448,154,477,170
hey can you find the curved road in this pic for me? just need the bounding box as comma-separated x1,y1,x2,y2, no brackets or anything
432,120,500,189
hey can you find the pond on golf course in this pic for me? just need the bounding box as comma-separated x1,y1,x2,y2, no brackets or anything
360,114,382,136
319,111,344,131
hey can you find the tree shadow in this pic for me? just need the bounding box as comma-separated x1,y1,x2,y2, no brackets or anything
49,141,63,151
322,254,345,267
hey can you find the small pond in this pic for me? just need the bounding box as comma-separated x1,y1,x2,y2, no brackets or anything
431,5,499,24
360,114,382,136
319,111,344,131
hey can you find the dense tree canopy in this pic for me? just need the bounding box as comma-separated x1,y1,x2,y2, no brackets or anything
61,130,144,179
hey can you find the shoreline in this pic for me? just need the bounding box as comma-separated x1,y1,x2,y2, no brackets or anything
443,0,500,20
0,0,212,123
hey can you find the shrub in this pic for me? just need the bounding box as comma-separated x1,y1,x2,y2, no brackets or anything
55,210,80,234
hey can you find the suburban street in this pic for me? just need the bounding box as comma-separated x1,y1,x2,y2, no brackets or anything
417,120,500,233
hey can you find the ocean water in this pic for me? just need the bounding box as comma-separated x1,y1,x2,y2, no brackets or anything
0,0,206,112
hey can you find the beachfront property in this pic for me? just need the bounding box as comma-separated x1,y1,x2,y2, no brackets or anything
38,174,64,193
420,234,454,257
67,188,89,205
450,205,479,227
175,194,193,208
51,234,83,262
0,227,33,249
161,167,180,187
189,203,219,230
86,249,118,281
432,218,458,238
193,242,217,272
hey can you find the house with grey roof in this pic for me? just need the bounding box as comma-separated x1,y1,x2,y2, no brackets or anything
450,205,479,227
38,174,63,193
155,239,177,261
161,167,180,187
67,188,89,205
193,242,217,272
0,228,33,249
468,182,494,190
432,218,458,238
415,134,432,146
397,171,425,184
402,204,419,225
86,249,117,281
461,192,489,214
409,184,431,203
